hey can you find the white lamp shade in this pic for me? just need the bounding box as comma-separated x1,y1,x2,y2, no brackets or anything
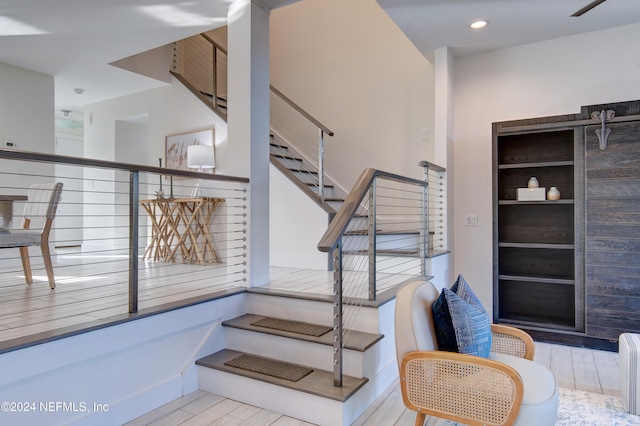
187,145,215,169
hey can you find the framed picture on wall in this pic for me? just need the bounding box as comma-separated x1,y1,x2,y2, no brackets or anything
165,129,215,171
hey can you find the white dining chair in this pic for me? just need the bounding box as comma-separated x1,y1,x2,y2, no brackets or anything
0,182,63,289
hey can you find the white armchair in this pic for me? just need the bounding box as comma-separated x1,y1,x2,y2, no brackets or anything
395,280,558,425
0,182,63,289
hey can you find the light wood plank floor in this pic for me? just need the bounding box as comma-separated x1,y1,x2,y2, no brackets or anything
0,252,408,349
128,342,620,426
0,254,624,425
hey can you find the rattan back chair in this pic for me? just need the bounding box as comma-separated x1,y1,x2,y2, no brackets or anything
395,280,553,426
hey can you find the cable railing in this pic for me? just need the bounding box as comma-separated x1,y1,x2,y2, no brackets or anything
317,162,447,386
172,33,334,201
172,33,228,118
0,149,249,348
269,86,334,201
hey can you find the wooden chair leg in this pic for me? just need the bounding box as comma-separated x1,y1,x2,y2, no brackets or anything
40,243,56,289
19,246,33,284
414,412,426,426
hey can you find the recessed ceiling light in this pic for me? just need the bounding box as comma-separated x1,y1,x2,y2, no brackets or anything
470,20,489,30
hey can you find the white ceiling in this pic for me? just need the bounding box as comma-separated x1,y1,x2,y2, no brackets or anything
377,0,640,61
1,0,639,119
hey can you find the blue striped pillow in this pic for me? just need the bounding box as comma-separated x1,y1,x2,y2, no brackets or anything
432,275,492,358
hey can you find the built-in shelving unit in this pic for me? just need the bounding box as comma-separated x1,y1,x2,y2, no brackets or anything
493,127,582,331
493,100,640,350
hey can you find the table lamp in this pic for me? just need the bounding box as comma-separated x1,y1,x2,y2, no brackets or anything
187,144,215,197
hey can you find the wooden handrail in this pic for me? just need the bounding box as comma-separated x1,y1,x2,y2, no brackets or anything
269,85,335,137
317,168,426,253
200,33,228,56
195,33,334,139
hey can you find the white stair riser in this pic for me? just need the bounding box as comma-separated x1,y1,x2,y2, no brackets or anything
273,156,304,169
197,353,399,426
198,367,351,426
346,216,368,232
327,200,344,211
223,327,385,378
246,293,382,334
290,170,320,184
307,185,334,198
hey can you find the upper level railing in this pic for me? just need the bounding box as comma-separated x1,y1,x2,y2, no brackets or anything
317,162,447,386
171,33,334,201
0,148,249,350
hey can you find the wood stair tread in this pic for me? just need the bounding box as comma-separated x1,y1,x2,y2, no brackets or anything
272,153,303,162
196,349,368,402
223,314,383,352
306,182,334,188
288,168,319,175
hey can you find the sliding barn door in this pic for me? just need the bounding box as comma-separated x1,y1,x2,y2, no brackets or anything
585,120,640,340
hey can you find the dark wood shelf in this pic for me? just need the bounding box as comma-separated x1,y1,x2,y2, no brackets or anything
498,274,575,285
498,160,574,170
498,242,574,249
498,199,574,205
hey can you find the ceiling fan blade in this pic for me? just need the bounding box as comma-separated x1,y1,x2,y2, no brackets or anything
571,0,607,17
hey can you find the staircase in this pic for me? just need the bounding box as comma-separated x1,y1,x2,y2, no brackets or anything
195,287,397,426
168,33,448,424
269,133,345,212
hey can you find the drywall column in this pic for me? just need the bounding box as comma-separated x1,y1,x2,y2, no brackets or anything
433,47,454,286
227,1,271,286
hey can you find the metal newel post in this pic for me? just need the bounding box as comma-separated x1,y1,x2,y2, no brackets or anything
318,129,325,200
212,45,218,109
129,171,139,314
368,179,377,300
419,161,430,277
332,241,343,387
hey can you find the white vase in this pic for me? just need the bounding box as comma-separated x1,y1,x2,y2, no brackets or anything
547,186,560,200
528,177,539,188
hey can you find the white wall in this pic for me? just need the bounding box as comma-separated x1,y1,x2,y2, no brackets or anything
269,164,329,269
452,23,640,314
0,62,55,189
82,82,233,251
0,62,55,263
270,0,436,191
0,62,54,155
85,84,230,176
0,294,245,426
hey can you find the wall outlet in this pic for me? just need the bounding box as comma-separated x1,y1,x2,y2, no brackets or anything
420,128,429,141
2,138,17,149
465,214,478,227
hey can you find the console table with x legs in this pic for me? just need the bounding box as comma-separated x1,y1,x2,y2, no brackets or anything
140,197,224,265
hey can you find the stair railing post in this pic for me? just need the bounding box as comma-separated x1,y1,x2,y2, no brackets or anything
332,240,343,387
318,129,325,200
368,179,377,301
129,170,139,314
419,161,430,277
212,44,218,109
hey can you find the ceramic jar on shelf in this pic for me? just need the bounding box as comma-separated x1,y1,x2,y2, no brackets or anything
547,186,560,200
